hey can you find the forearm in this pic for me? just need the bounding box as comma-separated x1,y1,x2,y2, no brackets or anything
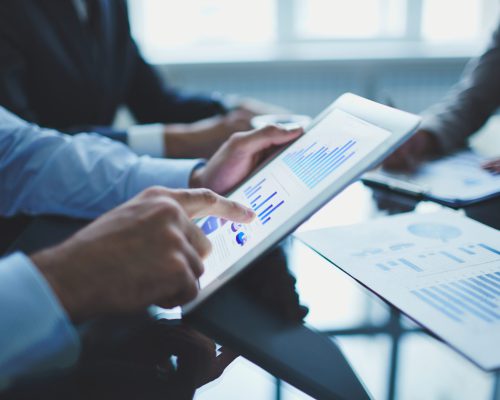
420,27,500,153
59,124,165,157
0,108,203,219
420,81,498,152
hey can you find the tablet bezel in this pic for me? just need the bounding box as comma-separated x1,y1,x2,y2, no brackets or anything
183,93,421,314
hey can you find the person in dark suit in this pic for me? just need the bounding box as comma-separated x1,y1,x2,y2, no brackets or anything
0,0,279,159
384,21,500,174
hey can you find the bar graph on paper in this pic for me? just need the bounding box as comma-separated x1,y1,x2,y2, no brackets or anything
243,178,285,226
372,241,500,324
372,242,500,273
283,139,357,189
412,269,500,324
296,210,500,369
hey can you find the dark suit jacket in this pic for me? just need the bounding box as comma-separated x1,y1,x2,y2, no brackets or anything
0,0,226,139
419,22,500,153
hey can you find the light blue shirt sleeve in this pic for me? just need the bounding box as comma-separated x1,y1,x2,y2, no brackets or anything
0,253,80,388
0,107,204,219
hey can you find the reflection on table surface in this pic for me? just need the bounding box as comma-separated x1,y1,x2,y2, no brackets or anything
6,182,500,400
192,182,500,400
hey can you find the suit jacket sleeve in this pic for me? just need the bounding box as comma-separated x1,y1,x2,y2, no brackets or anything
0,33,38,124
125,41,227,124
419,24,500,153
0,32,130,142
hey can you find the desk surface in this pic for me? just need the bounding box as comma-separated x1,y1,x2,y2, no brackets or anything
5,182,500,400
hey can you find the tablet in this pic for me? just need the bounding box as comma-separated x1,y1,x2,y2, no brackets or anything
183,93,421,313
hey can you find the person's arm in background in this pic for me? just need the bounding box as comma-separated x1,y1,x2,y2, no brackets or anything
0,17,250,162
0,30,249,160
384,22,500,171
118,0,257,159
116,1,297,159
420,24,500,153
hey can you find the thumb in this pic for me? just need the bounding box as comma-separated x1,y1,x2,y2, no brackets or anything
236,125,303,152
173,189,255,222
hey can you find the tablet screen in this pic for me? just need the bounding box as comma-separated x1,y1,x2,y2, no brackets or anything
197,108,391,289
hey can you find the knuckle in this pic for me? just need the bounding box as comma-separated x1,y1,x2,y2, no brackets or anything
155,198,182,219
199,188,218,205
177,189,193,202
199,235,212,258
177,278,198,304
262,124,281,134
227,131,245,147
194,260,205,278
142,186,170,198
166,229,186,249
169,252,189,275
232,130,246,139
184,281,198,302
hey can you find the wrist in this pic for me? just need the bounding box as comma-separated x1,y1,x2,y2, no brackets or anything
163,124,191,157
189,165,205,188
31,245,87,321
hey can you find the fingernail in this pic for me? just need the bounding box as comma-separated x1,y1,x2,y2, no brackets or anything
246,208,256,218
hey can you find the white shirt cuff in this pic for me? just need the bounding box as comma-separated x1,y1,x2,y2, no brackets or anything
127,157,206,196
127,124,165,157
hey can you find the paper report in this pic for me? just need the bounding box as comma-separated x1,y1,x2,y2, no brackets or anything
296,210,500,370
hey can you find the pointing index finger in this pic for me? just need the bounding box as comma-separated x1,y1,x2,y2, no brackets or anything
178,189,255,223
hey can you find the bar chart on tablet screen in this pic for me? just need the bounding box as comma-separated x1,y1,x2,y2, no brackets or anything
243,178,286,226
283,139,357,188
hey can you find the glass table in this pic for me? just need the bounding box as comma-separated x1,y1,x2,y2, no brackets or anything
4,182,500,400
191,182,500,400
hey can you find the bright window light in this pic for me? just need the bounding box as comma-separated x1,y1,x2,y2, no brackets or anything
127,0,493,62
422,0,482,42
294,0,407,39
129,0,276,53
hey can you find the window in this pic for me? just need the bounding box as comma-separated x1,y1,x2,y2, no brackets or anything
421,0,483,41
294,0,406,40
128,0,275,52
128,0,497,62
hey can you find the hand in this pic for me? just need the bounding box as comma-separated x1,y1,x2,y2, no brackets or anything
163,109,253,159
482,157,500,174
31,187,255,321
190,125,303,194
383,129,443,172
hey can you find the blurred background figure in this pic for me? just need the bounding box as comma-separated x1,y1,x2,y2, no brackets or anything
384,21,500,173
1,1,497,163
0,0,283,159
